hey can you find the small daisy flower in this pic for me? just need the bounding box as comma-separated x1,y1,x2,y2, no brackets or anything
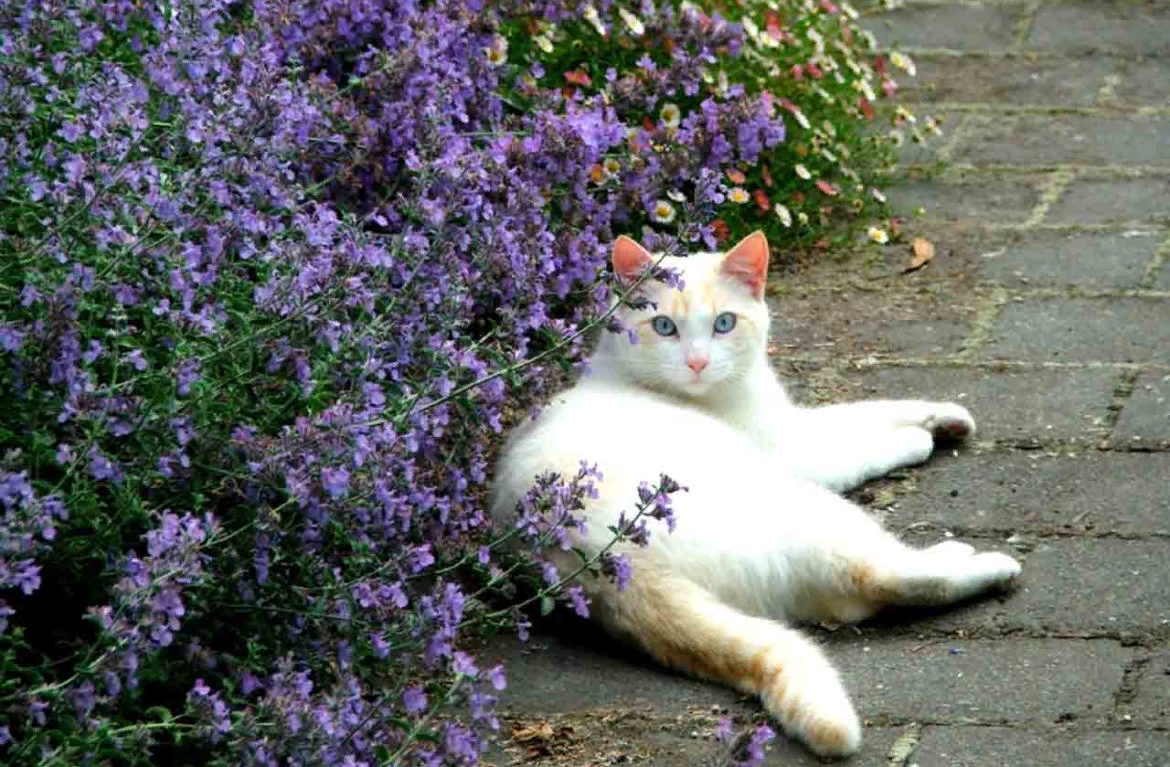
728,186,750,204
794,164,812,180
485,36,508,67
896,105,917,124
887,128,905,146
603,157,621,177
775,204,793,227
666,188,686,202
871,188,888,203
806,27,825,53
650,199,677,224
841,1,860,19
925,115,943,136
797,211,810,226
790,106,810,130
742,16,761,43
660,102,681,129
890,51,917,77
583,4,607,36
822,120,837,138
867,226,889,244
534,34,554,53
619,7,645,36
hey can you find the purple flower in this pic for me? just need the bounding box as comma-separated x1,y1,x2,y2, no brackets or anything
403,685,427,715
320,466,350,499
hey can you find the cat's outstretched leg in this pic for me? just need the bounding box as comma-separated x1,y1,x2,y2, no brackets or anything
809,536,1022,623
781,425,936,493
803,398,976,442
591,566,863,758
780,399,976,492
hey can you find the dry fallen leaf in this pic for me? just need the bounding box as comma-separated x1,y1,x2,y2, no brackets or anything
905,237,935,273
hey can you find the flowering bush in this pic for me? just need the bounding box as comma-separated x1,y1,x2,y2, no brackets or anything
1,0,914,764
496,0,928,246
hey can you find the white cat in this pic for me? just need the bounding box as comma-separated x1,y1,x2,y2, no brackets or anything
490,231,1021,758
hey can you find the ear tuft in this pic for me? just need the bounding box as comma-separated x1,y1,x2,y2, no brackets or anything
720,230,769,298
612,235,653,282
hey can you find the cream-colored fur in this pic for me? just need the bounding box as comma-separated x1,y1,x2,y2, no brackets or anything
490,232,1021,758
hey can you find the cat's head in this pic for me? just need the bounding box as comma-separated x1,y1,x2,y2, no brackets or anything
597,231,771,399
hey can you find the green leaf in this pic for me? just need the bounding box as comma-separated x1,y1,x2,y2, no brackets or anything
539,595,555,616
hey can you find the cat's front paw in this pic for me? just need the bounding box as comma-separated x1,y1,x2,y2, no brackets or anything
923,403,976,443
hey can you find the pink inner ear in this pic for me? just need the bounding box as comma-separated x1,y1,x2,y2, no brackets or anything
612,235,653,282
720,230,769,298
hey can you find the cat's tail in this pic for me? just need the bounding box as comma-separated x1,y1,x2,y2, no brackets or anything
590,563,862,758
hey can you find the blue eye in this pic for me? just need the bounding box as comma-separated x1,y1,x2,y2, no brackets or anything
713,312,737,334
650,315,678,337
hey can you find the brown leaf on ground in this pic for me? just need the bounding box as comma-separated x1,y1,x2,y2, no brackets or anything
905,237,935,273
508,719,578,760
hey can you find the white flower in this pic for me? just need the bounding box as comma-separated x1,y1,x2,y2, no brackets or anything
660,102,681,129
485,36,508,67
728,187,750,204
806,27,825,54
791,106,811,130
618,7,645,37
650,199,677,224
890,51,917,77
742,16,761,42
867,226,889,244
583,4,607,36
794,164,811,180
871,188,888,203
797,211,810,226
667,188,686,202
775,204,793,227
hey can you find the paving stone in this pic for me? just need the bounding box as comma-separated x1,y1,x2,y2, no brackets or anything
482,630,744,716
913,726,1170,766
1157,253,1170,290
481,631,910,765
1046,178,1170,225
1111,372,1170,447
866,3,1025,52
886,450,1170,536
978,231,1160,289
1120,649,1170,728
840,366,1119,442
768,286,975,359
1026,3,1170,56
1007,539,1170,634
485,718,907,767
957,114,1170,168
1113,58,1170,107
826,636,1126,725
901,55,1117,107
982,298,1170,364
888,178,1040,226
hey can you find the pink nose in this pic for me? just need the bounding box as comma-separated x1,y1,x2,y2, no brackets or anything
686,356,709,374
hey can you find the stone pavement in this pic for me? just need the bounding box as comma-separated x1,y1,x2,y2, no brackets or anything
481,2,1170,764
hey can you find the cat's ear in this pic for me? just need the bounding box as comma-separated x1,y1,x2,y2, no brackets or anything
720,230,769,299
612,235,654,283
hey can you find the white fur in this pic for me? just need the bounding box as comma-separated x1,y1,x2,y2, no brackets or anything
491,245,1019,757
